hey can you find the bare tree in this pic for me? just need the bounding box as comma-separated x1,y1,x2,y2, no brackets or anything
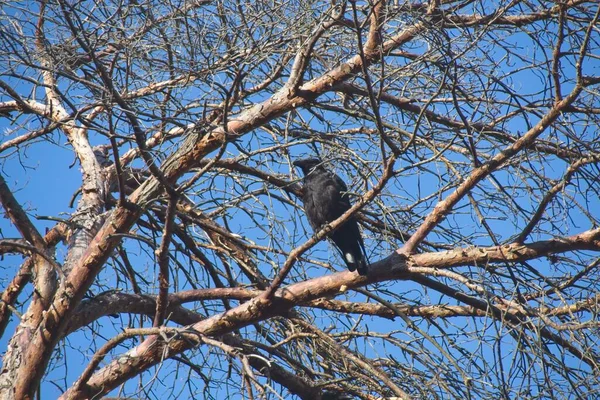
0,0,599,399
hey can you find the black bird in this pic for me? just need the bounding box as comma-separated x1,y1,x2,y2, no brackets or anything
293,158,369,275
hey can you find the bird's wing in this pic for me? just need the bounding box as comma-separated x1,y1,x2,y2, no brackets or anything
331,172,348,192
330,172,352,211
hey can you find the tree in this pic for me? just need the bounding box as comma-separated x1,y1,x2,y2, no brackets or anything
0,0,599,398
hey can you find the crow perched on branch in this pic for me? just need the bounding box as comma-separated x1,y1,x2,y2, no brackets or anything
293,158,369,275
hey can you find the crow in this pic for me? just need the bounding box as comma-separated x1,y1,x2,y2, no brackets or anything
293,158,369,275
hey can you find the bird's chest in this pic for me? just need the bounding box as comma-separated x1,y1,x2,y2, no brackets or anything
303,176,344,227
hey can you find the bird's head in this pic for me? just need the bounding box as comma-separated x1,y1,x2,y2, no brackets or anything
293,158,324,176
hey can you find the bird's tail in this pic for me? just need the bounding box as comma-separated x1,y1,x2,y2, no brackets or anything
356,257,368,276
342,249,369,276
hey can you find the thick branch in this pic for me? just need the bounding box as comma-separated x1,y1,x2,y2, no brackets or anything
68,228,600,398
